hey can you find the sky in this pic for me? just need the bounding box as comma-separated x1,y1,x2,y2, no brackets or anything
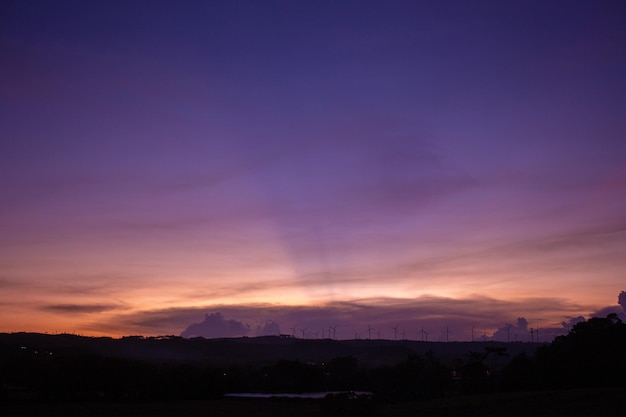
1,0,625,342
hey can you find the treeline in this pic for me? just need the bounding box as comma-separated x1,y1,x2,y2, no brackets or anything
1,314,624,402
502,313,626,391
0,351,449,401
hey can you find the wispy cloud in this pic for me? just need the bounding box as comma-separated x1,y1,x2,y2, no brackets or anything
42,303,120,314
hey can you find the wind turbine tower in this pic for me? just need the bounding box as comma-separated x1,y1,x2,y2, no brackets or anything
536,326,540,343
444,326,451,342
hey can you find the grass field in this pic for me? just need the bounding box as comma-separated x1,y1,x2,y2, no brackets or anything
2,387,624,417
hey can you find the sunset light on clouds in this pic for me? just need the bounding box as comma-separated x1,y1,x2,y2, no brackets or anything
1,0,625,341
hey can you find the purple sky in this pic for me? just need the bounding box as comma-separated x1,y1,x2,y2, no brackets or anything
1,0,625,341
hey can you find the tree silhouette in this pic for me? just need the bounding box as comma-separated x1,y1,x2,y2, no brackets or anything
530,314,626,389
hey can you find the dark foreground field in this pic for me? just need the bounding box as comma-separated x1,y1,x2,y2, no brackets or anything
2,387,624,417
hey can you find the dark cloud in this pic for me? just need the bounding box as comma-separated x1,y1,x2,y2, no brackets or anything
83,307,205,336
561,316,586,331
589,291,626,322
492,317,530,342
528,292,626,341
256,320,280,336
180,312,251,338
491,316,590,343
92,295,588,341
590,306,626,321
42,303,118,314
515,292,626,342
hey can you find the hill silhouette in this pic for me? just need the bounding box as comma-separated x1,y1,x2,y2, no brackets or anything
0,332,536,367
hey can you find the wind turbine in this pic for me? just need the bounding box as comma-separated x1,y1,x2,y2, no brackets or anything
290,326,297,338
331,325,337,340
367,324,373,340
300,328,308,339
401,328,406,340
392,324,399,341
443,326,451,342
536,325,540,343
376,329,381,340
420,325,428,342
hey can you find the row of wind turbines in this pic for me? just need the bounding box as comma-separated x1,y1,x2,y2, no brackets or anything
289,325,337,340
287,323,546,342
287,324,443,341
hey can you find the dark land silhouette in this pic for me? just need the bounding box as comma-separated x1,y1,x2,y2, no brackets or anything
1,314,625,416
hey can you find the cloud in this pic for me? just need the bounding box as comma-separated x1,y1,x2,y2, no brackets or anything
89,294,590,341
42,303,119,314
491,317,530,342
530,291,626,340
180,312,251,338
490,315,592,342
589,291,626,322
256,320,280,336
561,316,586,331
590,306,626,321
